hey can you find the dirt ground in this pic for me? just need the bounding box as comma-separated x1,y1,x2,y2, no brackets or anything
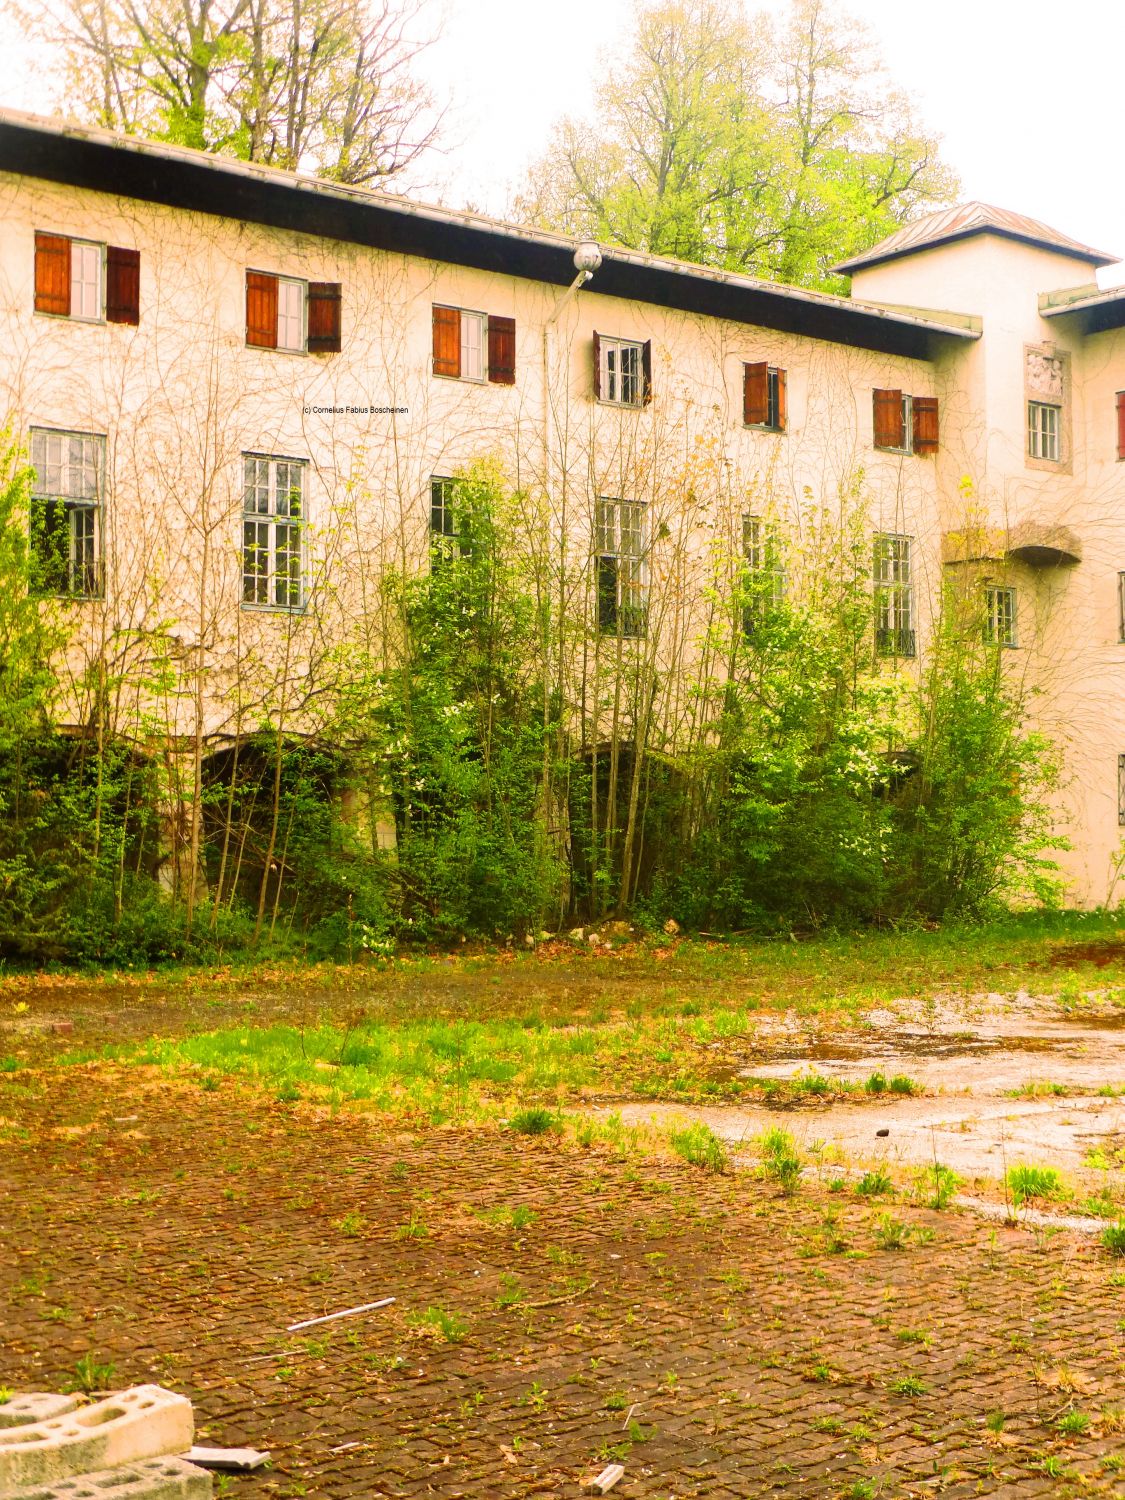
4,1062,1125,1499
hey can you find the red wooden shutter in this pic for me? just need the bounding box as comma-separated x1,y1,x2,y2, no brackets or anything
105,246,140,325
1117,392,1125,460
307,282,342,353
873,388,904,449
246,271,278,348
34,232,71,316
432,305,460,376
642,339,653,405
592,332,602,399
776,368,788,432
912,395,939,455
743,362,769,425
487,314,515,384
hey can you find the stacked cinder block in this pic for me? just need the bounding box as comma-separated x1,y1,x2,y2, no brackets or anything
0,1386,210,1499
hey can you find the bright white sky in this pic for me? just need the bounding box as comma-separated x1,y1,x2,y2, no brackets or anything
3,0,1123,281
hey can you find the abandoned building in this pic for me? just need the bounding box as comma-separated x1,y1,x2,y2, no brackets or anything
2,108,1124,904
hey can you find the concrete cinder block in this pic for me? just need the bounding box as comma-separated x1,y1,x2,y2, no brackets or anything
7,1455,211,1499
0,1388,194,1497
0,1400,80,1433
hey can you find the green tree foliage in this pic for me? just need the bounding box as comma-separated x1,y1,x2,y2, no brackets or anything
23,0,441,184
515,0,960,290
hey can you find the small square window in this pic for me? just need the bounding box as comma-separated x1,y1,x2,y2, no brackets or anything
598,337,646,407
1028,401,1060,462
984,586,1017,647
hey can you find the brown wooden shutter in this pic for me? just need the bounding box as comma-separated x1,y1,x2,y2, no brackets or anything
307,282,342,353
743,362,769,426
487,314,515,385
592,332,602,399
34,232,71,316
642,339,653,405
246,271,278,348
873,388,904,450
912,395,939,456
105,246,140,325
1117,392,1125,460
776,368,788,431
432,305,460,377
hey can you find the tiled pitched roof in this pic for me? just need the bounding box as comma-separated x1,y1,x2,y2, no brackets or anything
835,202,1118,275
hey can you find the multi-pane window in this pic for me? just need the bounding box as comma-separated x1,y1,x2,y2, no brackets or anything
29,427,104,597
873,533,915,657
429,476,469,563
70,240,102,321
742,514,785,636
596,335,648,407
1118,572,1125,643
1028,401,1060,462
984,585,1017,646
276,278,305,352
242,454,305,609
596,498,647,637
1118,754,1125,827
459,311,485,382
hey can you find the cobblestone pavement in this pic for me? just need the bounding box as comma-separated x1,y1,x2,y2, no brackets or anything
3,1065,1125,1498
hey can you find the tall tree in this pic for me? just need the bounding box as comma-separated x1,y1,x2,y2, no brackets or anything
515,0,959,290
22,0,442,185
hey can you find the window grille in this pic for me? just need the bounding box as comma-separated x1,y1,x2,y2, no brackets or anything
29,427,104,597
596,498,648,637
873,533,915,657
242,454,305,609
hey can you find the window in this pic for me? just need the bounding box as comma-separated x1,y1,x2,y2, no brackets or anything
984,586,1017,647
246,273,341,353
596,498,647,637
431,306,516,384
873,533,915,657
743,363,787,431
430,476,471,563
872,390,939,455
1119,572,1125,643
1117,392,1125,461
242,455,305,609
34,233,140,325
1028,401,1060,462
594,333,651,408
1119,754,1125,827
742,514,785,636
29,427,104,597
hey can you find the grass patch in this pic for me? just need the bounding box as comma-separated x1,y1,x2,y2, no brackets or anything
1007,1163,1064,1206
669,1122,727,1173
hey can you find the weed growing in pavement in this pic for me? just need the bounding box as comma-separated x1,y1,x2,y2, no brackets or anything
604,1391,628,1411
888,1074,916,1095
63,1353,116,1394
1007,1164,1063,1206
395,1212,430,1241
847,1482,876,1500
819,1209,849,1255
508,1107,561,1136
915,1161,961,1209
496,1274,523,1309
669,1122,727,1173
873,1212,908,1250
856,1168,894,1198
758,1128,803,1193
1101,1221,1125,1256
1056,1410,1090,1435
887,1374,929,1396
337,1211,366,1237
864,1071,889,1094
408,1306,468,1343
896,1327,931,1348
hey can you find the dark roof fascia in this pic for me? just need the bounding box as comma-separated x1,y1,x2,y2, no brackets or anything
838,225,1111,277
1,114,974,362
